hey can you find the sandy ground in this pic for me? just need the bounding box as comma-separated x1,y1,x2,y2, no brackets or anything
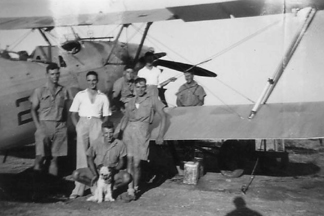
1,140,324,216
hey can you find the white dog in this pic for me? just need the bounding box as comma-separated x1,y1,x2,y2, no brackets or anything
87,166,115,203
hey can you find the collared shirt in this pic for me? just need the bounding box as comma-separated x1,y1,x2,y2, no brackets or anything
69,89,111,117
112,77,135,103
176,81,206,107
29,83,69,121
86,138,126,168
126,94,165,124
138,66,161,86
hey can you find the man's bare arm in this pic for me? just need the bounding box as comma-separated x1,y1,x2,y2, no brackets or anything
160,77,177,87
71,112,79,127
176,97,183,107
115,156,125,171
102,116,108,123
120,109,129,132
197,96,205,106
155,106,166,145
30,100,40,129
87,155,99,186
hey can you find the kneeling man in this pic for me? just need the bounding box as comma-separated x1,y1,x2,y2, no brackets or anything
71,121,131,199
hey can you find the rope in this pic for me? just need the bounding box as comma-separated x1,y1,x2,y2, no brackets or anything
241,157,259,194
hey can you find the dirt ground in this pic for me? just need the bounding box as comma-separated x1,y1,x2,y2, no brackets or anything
1,140,324,216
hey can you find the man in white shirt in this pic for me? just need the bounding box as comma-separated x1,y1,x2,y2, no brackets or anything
137,52,176,97
69,71,111,199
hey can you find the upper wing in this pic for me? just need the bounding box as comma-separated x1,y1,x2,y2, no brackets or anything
1,0,324,30
0,9,174,30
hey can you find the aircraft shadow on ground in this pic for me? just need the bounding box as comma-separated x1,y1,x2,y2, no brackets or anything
244,158,321,177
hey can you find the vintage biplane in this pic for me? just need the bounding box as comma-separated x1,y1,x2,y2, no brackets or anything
1,0,324,177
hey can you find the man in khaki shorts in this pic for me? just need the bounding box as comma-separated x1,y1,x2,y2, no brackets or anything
120,77,166,200
69,71,110,199
29,63,69,176
72,121,131,198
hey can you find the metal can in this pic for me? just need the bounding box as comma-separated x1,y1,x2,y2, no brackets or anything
183,161,199,185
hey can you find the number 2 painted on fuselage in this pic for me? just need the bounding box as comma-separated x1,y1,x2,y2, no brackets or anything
16,96,33,125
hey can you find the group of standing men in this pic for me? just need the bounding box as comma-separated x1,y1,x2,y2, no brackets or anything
29,52,206,201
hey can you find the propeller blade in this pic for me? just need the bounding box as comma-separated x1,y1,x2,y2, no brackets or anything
153,52,167,60
137,52,167,65
154,59,217,77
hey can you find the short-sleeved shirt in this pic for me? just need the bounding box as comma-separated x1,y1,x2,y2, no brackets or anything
126,94,165,124
29,83,69,121
69,89,111,117
112,77,135,103
137,66,161,86
176,81,206,107
86,138,126,168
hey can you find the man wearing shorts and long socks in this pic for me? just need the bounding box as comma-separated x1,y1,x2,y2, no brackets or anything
120,77,166,199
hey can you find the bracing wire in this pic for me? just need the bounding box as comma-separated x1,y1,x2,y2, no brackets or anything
205,19,281,64
132,24,192,63
8,29,33,51
126,24,145,43
216,79,255,104
105,25,120,39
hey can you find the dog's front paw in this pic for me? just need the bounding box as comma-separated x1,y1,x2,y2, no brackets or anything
87,196,97,202
105,196,115,202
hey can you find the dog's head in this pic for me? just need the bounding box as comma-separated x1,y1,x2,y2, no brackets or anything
98,166,113,182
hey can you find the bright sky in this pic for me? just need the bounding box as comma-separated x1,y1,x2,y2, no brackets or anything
0,0,321,107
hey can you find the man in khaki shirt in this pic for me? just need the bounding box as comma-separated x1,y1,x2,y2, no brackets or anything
29,63,69,176
112,66,136,111
121,77,166,199
176,71,206,107
72,121,131,198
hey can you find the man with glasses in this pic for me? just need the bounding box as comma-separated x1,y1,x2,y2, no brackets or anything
71,121,131,199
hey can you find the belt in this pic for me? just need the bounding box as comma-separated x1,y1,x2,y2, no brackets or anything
80,116,101,119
